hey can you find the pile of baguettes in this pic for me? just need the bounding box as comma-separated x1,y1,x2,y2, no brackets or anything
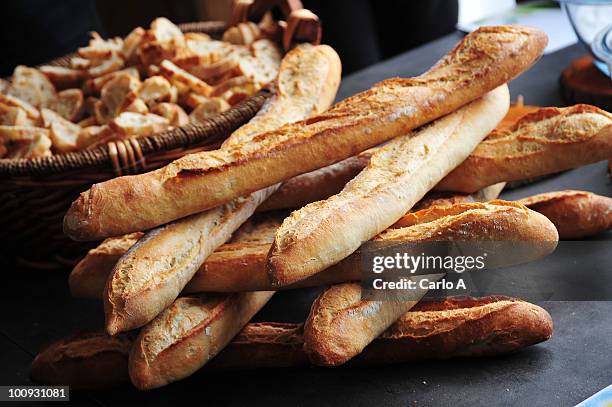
31,25,612,390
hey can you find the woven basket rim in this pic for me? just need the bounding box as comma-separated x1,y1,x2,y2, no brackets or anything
0,20,275,178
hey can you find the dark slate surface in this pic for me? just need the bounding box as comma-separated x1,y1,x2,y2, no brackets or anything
2,33,611,407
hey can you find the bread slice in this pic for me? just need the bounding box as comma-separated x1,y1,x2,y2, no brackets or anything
39,66,85,90
8,66,56,108
268,85,510,286
64,26,547,240
41,108,82,153
44,89,84,122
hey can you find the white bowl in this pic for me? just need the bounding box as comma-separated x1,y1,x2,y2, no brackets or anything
556,0,612,77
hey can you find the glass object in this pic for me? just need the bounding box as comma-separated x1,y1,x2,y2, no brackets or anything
556,0,612,78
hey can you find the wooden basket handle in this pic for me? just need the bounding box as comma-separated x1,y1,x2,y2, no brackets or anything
283,8,321,50
228,0,321,50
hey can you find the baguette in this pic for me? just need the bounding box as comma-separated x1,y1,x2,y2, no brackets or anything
303,281,435,366
386,200,556,235
268,85,511,286
31,296,552,388
69,233,143,299
128,291,274,390
104,194,271,335
197,200,557,293
256,102,523,213
259,147,505,211
518,190,612,239
103,44,341,335
69,214,282,299
64,26,547,240
30,331,135,390
72,195,531,300
213,296,553,369
436,105,612,192
264,104,612,211
257,152,373,212
348,295,552,365
65,44,341,241
303,201,557,366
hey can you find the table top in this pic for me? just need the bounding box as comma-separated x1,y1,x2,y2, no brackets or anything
2,32,611,407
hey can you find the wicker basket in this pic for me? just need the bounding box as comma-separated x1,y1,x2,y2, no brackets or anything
0,2,321,269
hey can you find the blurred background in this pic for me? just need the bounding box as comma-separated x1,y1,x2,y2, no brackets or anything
0,0,544,77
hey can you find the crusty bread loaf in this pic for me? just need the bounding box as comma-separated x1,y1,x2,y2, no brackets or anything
69,213,283,299
73,199,553,298
69,232,143,299
349,295,553,365
31,296,551,388
65,44,342,241
268,86,510,286
103,44,341,335
303,282,431,366
208,322,309,369
104,194,271,335
437,105,612,192
65,26,547,240
257,152,373,212
256,101,526,214
387,200,558,242
129,291,274,390
257,102,523,213
193,200,538,292
302,200,557,366
262,104,612,209
518,190,612,239
30,331,135,390
213,296,553,369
